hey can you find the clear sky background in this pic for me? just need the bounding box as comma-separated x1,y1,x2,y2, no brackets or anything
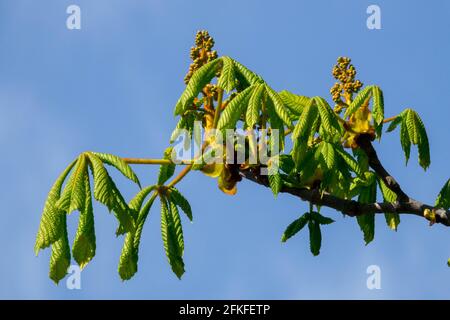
0,0,449,299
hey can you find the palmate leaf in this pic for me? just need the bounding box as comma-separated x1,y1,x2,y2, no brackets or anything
344,85,373,119
265,84,292,128
311,211,335,225
378,178,400,231
35,160,76,254
435,179,450,210
317,141,336,171
388,109,430,170
371,86,384,138
217,56,236,93
158,147,176,185
278,90,310,116
217,85,254,129
49,214,71,284
334,146,364,177
292,100,318,141
268,170,282,197
86,153,134,234
174,58,221,115
93,152,141,188
119,186,157,281
308,219,322,256
281,213,309,242
169,187,193,221
265,98,285,150
160,196,185,279
356,178,377,245
231,58,262,86
246,82,265,128
314,96,342,137
56,154,88,214
72,172,96,269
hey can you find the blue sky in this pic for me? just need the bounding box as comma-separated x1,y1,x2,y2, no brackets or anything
0,0,449,299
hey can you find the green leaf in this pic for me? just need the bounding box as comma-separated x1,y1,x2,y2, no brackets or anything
175,58,221,115
49,214,71,284
400,115,411,164
265,84,292,127
292,100,318,141
217,56,236,93
318,142,336,171
356,179,377,245
72,173,96,269
93,152,141,188
35,160,76,254
86,153,134,234
308,219,322,256
314,96,342,137
245,82,265,128
311,211,334,225
435,179,450,210
57,154,87,214
377,177,400,231
279,154,295,174
119,191,157,281
232,59,262,86
158,147,176,185
281,213,309,242
169,187,193,221
217,85,254,129
371,86,384,138
344,85,372,119
278,90,310,116
118,231,138,281
268,170,282,197
160,197,185,279
386,116,402,133
335,147,363,177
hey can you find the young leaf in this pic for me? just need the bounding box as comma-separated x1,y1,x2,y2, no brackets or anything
175,58,221,115
169,187,193,221
49,214,71,284
72,173,96,269
217,56,236,93
57,154,87,214
356,179,377,245
318,142,336,171
119,191,158,281
371,86,384,138
160,197,185,279
344,85,373,119
268,170,282,197
217,85,254,129
311,211,335,225
335,147,363,177
281,213,309,242
435,179,450,210
400,115,411,165
35,160,76,254
158,147,176,185
93,152,141,188
292,101,318,141
308,219,322,256
314,96,342,137
232,59,262,86
386,116,402,133
265,84,292,127
86,153,134,234
278,90,310,116
378,178,400,231
245,82,265,128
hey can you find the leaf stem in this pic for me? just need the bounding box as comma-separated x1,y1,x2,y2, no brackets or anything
122,158,192,165
383,115,397,123
213,88,224,128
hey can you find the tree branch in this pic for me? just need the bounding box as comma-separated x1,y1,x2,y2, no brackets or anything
239,167,450,226
356,133,409,202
